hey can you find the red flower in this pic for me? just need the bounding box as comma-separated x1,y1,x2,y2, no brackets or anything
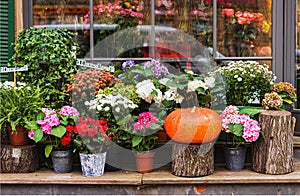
66,125,75,133
61,132,72,146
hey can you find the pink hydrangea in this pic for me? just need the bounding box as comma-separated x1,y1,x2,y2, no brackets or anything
37,108,60,134
220,105,261,143
242,118,260,142
28,130,34,140
60,106,79,117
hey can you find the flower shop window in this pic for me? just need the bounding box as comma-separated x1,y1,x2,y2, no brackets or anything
29,0,273,61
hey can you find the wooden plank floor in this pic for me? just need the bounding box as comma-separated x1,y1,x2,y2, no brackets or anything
1,163,299,185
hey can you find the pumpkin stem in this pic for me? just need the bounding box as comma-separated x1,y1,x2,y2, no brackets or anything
191,106,197,113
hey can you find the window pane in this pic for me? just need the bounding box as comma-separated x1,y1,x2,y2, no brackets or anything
217,0,272,57
88,1,148,59
33,0,90,58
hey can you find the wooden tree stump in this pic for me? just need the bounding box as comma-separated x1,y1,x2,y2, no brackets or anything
172,142,214,177
1,144,39,173
252,110,295,174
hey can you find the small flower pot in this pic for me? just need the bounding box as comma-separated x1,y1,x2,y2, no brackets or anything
223,146,247,171
135,152,155,173
7,125,29,146
79,152,107,177
51,150,73,173
156,130,168,143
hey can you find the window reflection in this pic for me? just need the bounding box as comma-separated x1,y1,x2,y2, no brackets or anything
32,0,272,59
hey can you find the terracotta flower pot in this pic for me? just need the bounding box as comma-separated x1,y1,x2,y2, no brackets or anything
135,152,155,173
156,130,168,143
7,125,29,146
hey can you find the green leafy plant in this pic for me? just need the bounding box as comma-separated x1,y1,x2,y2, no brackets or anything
9,27,79,108
0,84,45,132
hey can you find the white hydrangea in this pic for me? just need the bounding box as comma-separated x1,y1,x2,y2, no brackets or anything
136,79,162,103
187,79,207,92
204,77,215,88
163,88,184,103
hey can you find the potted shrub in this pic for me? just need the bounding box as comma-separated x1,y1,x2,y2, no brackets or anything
9,27,79,108
25,106,79,173
0,83,44,146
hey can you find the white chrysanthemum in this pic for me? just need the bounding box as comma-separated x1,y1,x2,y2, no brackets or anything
115,107,120,112
237,77,242,82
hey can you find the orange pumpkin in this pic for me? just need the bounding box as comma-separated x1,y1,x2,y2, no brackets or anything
164,107,222,144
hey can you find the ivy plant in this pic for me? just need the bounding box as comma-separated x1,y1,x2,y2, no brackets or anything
10,27,79,108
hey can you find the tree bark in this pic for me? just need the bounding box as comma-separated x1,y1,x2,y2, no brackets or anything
252,110,295,174
172,142,214,177
1,144,39,173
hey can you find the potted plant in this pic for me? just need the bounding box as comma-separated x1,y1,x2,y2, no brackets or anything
9,27,79,108
120,111,162,173
84,83,139,171
74,116,112,177
0,83,44,146
216,60,276,106
220,105,262,171
25,106,79,173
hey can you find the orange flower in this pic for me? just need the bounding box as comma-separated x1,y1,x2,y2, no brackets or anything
222,8,234,17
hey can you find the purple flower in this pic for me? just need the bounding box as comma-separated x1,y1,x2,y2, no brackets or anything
144,59,169,78
122,60,136,71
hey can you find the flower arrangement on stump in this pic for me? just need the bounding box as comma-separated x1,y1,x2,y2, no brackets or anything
262,82,297,110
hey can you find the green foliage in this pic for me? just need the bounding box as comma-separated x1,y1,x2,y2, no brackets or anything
10,27,79,108
237,106,263,118
0,85,45,132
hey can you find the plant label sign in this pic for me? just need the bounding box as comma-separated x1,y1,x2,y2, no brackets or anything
76,59,115,72
0,66,28,73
